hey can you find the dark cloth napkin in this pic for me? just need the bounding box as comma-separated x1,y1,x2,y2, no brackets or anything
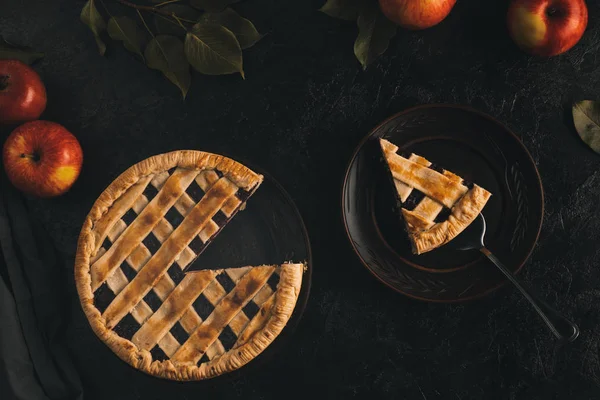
0,173,83,400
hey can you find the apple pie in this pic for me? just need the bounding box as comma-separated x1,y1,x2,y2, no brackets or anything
75,151,304,380
380,138,492,254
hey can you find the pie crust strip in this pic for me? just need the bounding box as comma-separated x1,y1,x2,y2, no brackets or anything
102,177,239,328
181,269,254,359
91,175,153,257
105,266,182,355
393,154,431,201
100,225,182,355
171,266,275,363
196,170,241,217
228,283,272,336
197,268,254,359
381,142,433,202
105,170,247,357
234,291,276,347
195,263,303,379
102,225,185,356
410,184,491,254
91,168,199,291
150,171,246,358
92,172,223,356
132,270,217,350
179,306,226,359
381,141,445,222
390,161,464,230
384,150,468,208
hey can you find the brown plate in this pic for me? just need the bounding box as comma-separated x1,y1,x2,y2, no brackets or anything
342,104,544,302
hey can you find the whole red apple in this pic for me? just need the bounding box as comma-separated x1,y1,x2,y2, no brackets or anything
507,0,588,57
0,60,47,124
3,121,83,197
379,0,457,30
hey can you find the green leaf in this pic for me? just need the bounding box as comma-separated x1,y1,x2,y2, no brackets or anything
354,3,396,70
190,0,240,12
0,36,44,64
145,35,191,99
573,100,600,154
320,0,367,21
199,8,262,49
81,0,107,56
184,23,243,77
107,16,147,59
154,5,200,36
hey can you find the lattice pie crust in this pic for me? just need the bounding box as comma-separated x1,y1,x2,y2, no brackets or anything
75,151,304,380
380,139,491,254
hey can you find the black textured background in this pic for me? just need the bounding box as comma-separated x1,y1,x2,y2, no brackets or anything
2,0,600,399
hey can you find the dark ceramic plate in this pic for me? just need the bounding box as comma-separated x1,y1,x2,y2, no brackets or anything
342,105,543,302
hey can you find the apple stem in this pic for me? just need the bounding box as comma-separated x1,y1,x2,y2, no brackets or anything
20,153,40,162
0,75,8,91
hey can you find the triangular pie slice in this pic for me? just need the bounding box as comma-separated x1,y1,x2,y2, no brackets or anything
75,151,305,380
380,138,492,255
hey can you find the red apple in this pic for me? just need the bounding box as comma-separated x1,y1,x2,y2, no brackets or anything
0,60,47,124
379,0,457,30
2,121,83,197
507,0,588,57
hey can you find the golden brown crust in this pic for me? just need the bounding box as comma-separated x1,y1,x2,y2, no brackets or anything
75,150,303,380
101,178,239,329
393,153,432,202
407,185,491,254
91,168,201,291
171,265,276,363
379,139,492,255
131,270,217,351
117,263,303,381
382,145,468,208
196,263,303,380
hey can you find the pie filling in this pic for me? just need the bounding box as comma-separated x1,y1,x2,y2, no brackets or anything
379,138,492,254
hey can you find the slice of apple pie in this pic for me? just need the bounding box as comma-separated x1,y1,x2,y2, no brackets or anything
380,138,492,254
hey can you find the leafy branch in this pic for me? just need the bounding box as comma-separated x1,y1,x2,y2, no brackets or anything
320,0,397,70
80,0,263,98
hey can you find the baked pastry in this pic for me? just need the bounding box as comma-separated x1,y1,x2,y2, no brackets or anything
75,151,304,380
380,138,491,255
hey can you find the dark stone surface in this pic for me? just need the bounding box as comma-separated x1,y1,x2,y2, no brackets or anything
2,0,600,398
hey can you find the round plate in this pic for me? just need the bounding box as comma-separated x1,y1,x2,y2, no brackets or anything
342,105,543,302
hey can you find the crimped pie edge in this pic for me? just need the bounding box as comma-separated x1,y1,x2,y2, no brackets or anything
74,150,304,380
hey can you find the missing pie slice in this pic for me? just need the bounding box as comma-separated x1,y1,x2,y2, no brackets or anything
75,151,304,380
380,138,492,255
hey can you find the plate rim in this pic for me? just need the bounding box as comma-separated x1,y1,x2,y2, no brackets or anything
341,103,545,303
